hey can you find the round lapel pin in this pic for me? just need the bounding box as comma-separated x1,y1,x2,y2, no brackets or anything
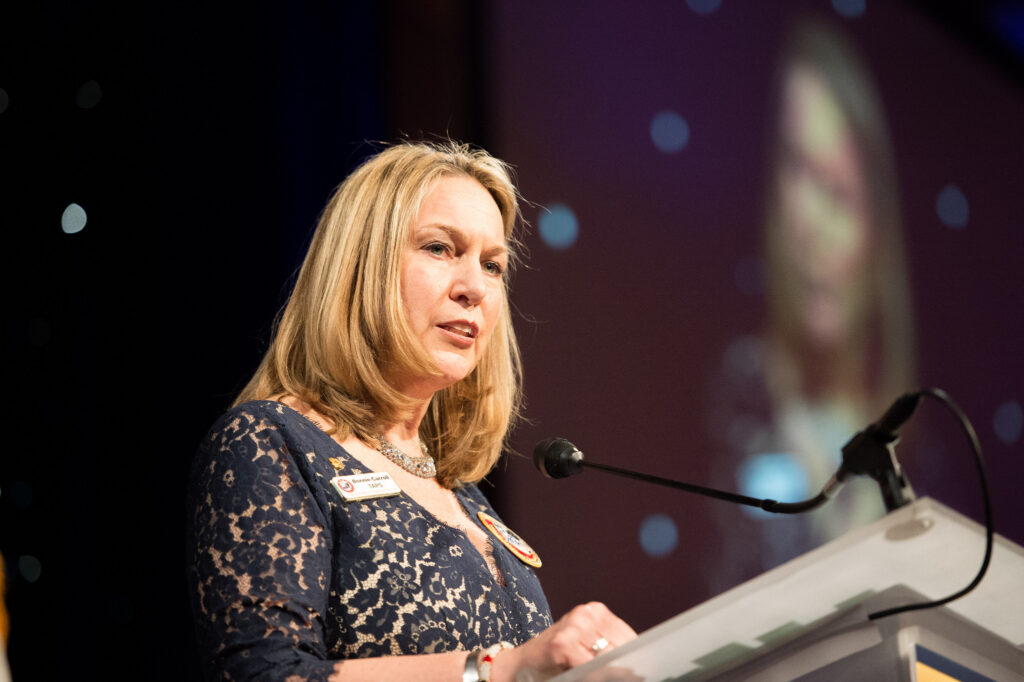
477,511,542,568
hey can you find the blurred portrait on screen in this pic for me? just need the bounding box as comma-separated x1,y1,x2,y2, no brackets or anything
708,17,916,589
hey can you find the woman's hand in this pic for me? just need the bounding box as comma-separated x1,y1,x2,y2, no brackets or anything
490,602,637,682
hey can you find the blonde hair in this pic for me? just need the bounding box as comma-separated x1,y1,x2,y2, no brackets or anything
235,140,524,487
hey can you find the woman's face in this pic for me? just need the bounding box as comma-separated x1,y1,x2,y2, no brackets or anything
395,175,508,397
777,64,872,349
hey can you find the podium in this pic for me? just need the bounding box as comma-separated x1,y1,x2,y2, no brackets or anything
552,497,1024,681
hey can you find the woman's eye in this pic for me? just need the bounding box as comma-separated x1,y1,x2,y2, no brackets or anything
425,242,449,256
483,261,504,276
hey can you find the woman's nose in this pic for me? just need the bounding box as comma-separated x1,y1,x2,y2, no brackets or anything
451,258,486,306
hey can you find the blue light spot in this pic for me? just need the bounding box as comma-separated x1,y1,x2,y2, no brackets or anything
650,110,690,154
639,513,678,557
994,401,1023,445
686,0,722,15
538,203,579,250
62,203,88,234
832,0,866,19
936,184,969,229
738,453,810,518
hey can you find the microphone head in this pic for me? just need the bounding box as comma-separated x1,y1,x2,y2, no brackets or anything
874,391,923,438
533,438,584,479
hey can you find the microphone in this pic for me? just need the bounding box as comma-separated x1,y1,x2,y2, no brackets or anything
533,391,924,515
533,437,829,513
533,437,584,478
839,391,922,511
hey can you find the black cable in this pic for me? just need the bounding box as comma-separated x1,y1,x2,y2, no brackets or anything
868,388,995,621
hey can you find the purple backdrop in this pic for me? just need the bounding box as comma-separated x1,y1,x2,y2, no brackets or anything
484,0,1024,633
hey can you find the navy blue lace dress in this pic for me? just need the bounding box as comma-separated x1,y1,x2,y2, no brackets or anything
187,401,553,681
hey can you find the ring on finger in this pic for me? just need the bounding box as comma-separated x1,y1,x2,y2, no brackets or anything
590,636,610,654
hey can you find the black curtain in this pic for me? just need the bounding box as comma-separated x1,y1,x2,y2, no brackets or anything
4,2,487,679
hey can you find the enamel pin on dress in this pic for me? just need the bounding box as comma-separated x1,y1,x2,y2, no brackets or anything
477,511,542,568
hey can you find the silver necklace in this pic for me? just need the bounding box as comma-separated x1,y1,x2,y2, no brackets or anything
373,434,437,478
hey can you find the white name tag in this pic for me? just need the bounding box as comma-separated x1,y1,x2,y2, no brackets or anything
330,472,401,503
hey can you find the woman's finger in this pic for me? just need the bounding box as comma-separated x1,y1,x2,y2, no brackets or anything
581,602,638,651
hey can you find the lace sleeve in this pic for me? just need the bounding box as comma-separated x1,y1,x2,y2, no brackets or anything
187,406,337,682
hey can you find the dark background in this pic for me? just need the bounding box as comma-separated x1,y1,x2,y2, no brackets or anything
4,1,1023,679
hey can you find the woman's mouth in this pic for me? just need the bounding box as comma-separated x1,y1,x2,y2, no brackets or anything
438,322,477,338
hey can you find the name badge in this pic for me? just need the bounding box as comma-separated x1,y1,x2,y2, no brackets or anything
330,472,401,503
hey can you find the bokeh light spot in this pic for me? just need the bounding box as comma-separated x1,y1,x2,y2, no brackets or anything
538,203,579,250
738,453,810,518
686,0,722,15
10,480,33,510
639,513,678,558
936,184,969,228
734,256,766,296
62,203,88,234
832,0,866,19
19,555,42,583
650,110,690,154
76,79,103,109
723,335,764,380
993,401,1023,445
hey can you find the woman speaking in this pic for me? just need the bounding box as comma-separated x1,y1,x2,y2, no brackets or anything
187,141,635,681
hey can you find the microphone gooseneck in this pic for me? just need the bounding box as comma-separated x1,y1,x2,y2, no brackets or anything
532,438,829,513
